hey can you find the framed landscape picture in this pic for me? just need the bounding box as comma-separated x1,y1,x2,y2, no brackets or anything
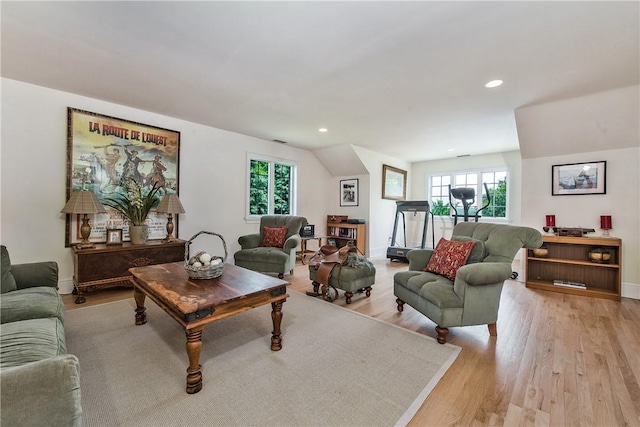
65,108,181,246
552,161,606,196
382,164,407,200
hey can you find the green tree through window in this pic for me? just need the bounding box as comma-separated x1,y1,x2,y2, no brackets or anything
249,158,295,216
274,163,291,214
250,160,269,215
482,179,507,217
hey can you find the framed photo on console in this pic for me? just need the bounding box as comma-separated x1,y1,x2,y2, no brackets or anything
552,161,606,196
106,229,123,245
65,108,181,247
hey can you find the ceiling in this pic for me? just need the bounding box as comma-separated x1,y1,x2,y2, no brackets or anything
2,1,638,162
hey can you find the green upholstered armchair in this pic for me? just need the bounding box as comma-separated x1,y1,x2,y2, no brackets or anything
394,222,542,344
234,215,307,278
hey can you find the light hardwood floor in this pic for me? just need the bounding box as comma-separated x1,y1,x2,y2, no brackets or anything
63,257,640,426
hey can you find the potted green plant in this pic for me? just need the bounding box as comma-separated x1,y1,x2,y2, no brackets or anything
103,179,162,244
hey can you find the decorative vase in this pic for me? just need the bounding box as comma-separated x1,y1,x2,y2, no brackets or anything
129,225,149,245
588,248,610,264
532,247,548,258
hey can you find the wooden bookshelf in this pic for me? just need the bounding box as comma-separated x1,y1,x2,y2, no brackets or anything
525,235,622,301
326,222,366,256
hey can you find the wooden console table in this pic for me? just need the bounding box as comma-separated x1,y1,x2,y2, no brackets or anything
72,239,185,304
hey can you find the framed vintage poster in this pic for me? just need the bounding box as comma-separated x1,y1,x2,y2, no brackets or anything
65,108,181,246
340,179,359,207
382,164,407,200
552,161,606,196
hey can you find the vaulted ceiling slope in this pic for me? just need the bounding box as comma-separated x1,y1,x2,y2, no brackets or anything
2,1,638,162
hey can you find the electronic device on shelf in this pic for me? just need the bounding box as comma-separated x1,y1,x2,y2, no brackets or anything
345,219,365,224
300,225,315,238
542,226,596,236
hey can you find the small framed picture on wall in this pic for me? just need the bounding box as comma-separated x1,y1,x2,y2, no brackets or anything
340,179,359,207
382,164,407,200
551,160,606,196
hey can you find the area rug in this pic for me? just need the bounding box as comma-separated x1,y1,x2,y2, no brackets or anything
65,290,460,426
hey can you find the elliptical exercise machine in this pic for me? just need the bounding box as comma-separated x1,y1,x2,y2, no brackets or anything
449,183,491,225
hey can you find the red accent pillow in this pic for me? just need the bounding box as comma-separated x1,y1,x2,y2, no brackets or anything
424,238,476,281
262,226,288,248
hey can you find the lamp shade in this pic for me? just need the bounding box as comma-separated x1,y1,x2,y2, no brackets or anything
156,194,185,214
61,190,106,214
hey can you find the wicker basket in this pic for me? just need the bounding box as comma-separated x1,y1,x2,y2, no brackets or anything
184,231,228,279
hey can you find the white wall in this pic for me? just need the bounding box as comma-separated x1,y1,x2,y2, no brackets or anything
351,146,412,258
517,86,639,298
1,78,333,293
522,150,639,298
516,85,639,158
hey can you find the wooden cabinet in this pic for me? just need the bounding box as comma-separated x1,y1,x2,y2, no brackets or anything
327,222,366,256
72,239,185,303
525,235,622,301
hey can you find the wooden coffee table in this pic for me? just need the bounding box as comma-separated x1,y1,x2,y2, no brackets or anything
129,262,289,394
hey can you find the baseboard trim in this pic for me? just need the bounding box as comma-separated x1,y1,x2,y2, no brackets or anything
622,281,640,300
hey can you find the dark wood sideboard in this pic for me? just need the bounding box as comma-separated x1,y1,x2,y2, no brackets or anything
71,239,185,304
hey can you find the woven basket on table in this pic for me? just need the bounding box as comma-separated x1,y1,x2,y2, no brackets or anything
184,231,228,279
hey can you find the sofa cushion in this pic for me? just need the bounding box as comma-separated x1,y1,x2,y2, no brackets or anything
451,236,486,264
1,245,17,293
425,238,475,281
234,247,289,263
397,270,463,309
0,317,66,369
1,287,64,324
262,226,288,248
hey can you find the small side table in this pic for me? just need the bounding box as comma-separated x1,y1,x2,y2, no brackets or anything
298,236,324,264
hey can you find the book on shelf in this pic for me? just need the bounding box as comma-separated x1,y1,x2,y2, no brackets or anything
553,280,586,289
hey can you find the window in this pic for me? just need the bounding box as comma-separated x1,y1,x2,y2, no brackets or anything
247,155,297,219
428,169,508,218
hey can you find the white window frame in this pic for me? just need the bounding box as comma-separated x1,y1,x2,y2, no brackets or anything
427,167,510,220
246,153,298,222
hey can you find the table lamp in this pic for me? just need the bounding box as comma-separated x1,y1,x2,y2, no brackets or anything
61,190,107,249
156,194,185,242
600,215,612,236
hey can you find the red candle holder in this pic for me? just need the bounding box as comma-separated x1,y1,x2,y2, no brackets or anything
545,215,556,227
600,215,612,236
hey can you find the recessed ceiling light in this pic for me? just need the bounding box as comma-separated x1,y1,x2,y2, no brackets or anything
318,128,328,133
484,80,503,88
447,148,455,152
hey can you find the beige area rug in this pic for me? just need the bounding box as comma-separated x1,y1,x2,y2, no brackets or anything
65,290,460,426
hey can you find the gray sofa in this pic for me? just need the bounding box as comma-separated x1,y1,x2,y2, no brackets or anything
394,223,542,344
1,245,82,427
